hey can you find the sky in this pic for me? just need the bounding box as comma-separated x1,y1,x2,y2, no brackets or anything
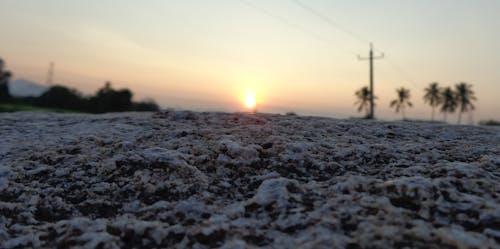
0,0,499,121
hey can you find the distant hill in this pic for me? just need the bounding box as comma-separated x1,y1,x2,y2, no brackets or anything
8,79,48,97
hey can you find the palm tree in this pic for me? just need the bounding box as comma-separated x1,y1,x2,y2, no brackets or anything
390,87,413,120
455,82,476,124
440,86,457,122
423,82,441,121
355,86,372,118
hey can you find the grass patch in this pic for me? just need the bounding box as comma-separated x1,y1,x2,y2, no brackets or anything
0,103,81,113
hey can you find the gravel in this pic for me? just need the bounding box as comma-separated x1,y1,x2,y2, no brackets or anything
0,111,499,248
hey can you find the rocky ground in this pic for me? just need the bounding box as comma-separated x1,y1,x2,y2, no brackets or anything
0,111,499,249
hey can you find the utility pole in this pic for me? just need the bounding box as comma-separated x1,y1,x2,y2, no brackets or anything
358,43,384,119
46,62,54,86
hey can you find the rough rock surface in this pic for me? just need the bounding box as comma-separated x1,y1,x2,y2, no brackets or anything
0,111,499,249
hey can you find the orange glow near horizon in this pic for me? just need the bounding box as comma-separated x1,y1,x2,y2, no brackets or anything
1,1,499,120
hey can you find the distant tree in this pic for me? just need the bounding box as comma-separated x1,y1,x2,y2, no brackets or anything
132,98,160,112
89,82,132,113
0,58,12,102
423,82,441,121
479,120,500,126
355,86,374,118
31,81,159,113
390,87,413,120
35,85,85,110
455,82,476,124
440,86,457,122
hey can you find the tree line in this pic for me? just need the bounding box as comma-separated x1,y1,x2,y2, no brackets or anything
0,58,159,113
355,82,477,124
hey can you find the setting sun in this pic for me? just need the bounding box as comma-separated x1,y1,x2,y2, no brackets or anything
244,93,257,109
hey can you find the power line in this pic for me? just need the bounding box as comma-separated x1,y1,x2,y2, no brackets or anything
239,0,328,43
290,0,419,88
241,0,420,92
372,46,418,87
290,0,369,44
384,56,419,87
238,0,357,56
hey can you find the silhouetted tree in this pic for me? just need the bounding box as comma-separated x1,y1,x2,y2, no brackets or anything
455,82,476,124
423,82,441,121
0,58,12,102
132,98,160,112
36,85,86,111
355,86,373,118
89,82,132,113
479,120,500,126
440,86,457,122
390,87,413,120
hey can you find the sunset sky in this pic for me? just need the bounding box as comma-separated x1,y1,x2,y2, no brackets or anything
0,0,499,121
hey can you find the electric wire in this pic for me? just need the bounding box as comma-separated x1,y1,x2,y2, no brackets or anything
290,0,369,45
291,0,420,87
238,0,358,56
384,57,419,87
238,0,331,44
241,0,420,88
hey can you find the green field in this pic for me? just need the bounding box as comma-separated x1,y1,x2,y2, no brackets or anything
0,103,79,113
